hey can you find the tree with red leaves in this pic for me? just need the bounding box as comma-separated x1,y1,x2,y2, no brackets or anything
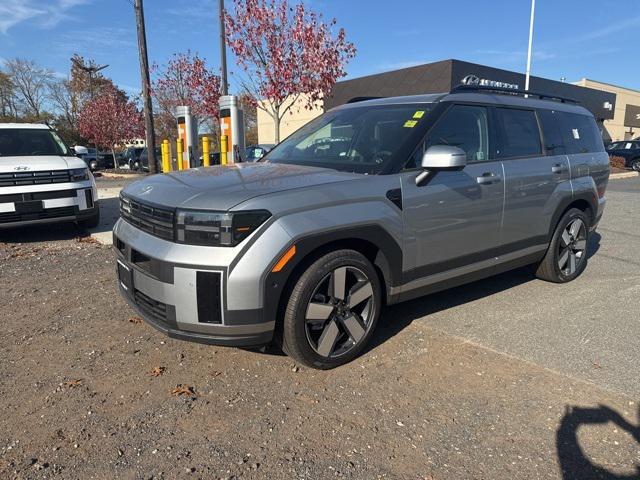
78,85,144,156
152,52,221,139
225,0,356,143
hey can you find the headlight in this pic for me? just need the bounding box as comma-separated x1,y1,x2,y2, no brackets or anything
69,168,89,181
176,209,271,246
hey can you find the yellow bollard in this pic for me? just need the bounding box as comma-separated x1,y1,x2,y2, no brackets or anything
176,138,184,171
161,139,171,172
220,135,228,166
202,136,210,167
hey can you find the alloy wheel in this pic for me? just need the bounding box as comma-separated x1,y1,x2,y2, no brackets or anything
304,266,375,358
632,160,640,172
558,218,587,276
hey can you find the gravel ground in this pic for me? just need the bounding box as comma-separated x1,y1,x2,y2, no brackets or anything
0,182,639,479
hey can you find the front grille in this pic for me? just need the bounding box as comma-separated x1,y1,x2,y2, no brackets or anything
134,289,168,323
0,170,71,187
0,206,76,224
120,195,175,241
0,189,77,203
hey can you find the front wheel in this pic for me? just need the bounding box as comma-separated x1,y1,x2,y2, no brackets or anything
281,249,382,369
536,208,589,283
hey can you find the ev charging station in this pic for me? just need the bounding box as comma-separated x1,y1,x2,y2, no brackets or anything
175,106,199,169
219,95,245,164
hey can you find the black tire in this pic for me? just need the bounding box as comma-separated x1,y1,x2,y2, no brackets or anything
281,249,382,369
78,207,100,229
631,158,640,172
536,208,590,283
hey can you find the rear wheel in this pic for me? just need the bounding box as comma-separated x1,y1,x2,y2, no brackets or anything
281,250,381,369
536,208,589,283
631,159,640,172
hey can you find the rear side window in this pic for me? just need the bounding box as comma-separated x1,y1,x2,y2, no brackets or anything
495,108,542,159
558,113,604,154
538,110,567,155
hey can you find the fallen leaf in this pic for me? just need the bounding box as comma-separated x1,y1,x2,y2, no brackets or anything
128,316,143,324
210,370,222,377
149,366,165,377
64,379,83,388
171,384,195,397
76,236,99,245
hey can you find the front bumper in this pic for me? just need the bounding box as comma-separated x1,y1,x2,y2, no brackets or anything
0,182,98,228
113,218,291,347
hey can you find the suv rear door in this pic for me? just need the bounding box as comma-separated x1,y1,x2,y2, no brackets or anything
499,107,571,249
399,104,504,282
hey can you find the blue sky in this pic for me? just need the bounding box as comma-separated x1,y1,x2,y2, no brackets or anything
1,0,639,96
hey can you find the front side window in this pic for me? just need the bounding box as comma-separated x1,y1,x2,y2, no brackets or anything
495,108,542,158
426,105,490,163
0,128,70,158
264,104,432,174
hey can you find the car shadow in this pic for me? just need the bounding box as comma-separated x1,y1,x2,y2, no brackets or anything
556,404,640,479
367,230,602,353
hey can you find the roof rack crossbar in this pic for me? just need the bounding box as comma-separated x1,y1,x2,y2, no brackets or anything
450,84,579,104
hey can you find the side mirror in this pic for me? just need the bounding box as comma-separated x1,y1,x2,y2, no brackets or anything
415,145,467,185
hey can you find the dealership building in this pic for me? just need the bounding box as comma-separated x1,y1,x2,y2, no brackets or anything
257,59,639,144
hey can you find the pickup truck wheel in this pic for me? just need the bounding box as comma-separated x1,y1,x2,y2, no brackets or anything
536,208,589,283
281,249,381,369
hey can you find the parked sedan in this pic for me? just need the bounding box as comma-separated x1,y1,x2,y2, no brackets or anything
607,140,640,171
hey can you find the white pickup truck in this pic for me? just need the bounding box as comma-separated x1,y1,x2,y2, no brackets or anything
0,123,99,229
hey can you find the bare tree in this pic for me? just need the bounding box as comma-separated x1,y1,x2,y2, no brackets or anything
0,71,18,120
5,58,54,119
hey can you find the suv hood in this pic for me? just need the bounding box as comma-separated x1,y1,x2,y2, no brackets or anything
123,162,362,211
0,155,86,173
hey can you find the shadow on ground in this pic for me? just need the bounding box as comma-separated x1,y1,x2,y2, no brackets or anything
557,404,640,480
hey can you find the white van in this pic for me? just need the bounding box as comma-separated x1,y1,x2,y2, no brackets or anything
0,124,99,229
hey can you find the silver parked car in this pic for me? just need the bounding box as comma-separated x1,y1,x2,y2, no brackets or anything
114,87,609,369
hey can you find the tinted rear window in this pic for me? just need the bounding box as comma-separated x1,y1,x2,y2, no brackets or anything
538,110,604,155
495,108,542,158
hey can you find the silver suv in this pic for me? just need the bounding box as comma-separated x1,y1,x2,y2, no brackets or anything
114,88,609,369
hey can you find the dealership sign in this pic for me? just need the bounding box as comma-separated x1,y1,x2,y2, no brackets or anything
461,74,519,90
624,105,640,128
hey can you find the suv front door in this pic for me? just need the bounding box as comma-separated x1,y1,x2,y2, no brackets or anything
400,104,504,286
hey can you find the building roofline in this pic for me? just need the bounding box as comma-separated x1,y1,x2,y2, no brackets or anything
576,78,640,95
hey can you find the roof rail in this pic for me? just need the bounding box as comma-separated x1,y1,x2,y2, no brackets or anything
346,96,384,104
450,84,579,104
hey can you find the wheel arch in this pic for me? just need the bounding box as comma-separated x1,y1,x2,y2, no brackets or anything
263,225,402,338
548,194,596,241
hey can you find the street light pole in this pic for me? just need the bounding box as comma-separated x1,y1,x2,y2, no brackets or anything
219,0,228,96
134,0,158,174
524,0,536,92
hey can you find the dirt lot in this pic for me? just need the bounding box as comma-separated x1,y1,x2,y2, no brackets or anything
1,181,639,479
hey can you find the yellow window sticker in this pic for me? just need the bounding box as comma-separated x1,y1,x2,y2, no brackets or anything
403,120,418,128
413,110,425,119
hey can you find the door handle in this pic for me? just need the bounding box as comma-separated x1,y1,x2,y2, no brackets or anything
552,163,566,174
476,172,501,185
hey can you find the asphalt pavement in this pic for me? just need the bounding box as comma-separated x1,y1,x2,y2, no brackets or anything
388,176,640,397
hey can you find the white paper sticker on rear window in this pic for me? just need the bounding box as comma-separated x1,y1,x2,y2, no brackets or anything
572,128,580,140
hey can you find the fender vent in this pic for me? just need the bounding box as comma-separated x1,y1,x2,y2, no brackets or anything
386,189,403,210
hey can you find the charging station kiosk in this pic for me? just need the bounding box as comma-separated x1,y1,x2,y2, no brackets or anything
175,105,199,169
219,95,245,164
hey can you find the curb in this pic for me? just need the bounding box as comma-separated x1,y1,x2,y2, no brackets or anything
97,171,145,179
609,171,638,180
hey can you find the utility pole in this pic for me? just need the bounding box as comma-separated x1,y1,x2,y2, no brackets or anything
524,0,536,93
134,0,157,173
219,0,228,95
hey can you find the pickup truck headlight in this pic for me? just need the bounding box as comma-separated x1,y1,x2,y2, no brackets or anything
176,209,271,246
69,168,89,181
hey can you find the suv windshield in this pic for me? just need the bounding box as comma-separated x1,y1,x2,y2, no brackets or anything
0,128,70,158
263,104,432,174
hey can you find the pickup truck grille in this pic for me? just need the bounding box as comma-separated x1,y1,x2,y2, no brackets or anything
120,195,175,241
0,170,71,187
